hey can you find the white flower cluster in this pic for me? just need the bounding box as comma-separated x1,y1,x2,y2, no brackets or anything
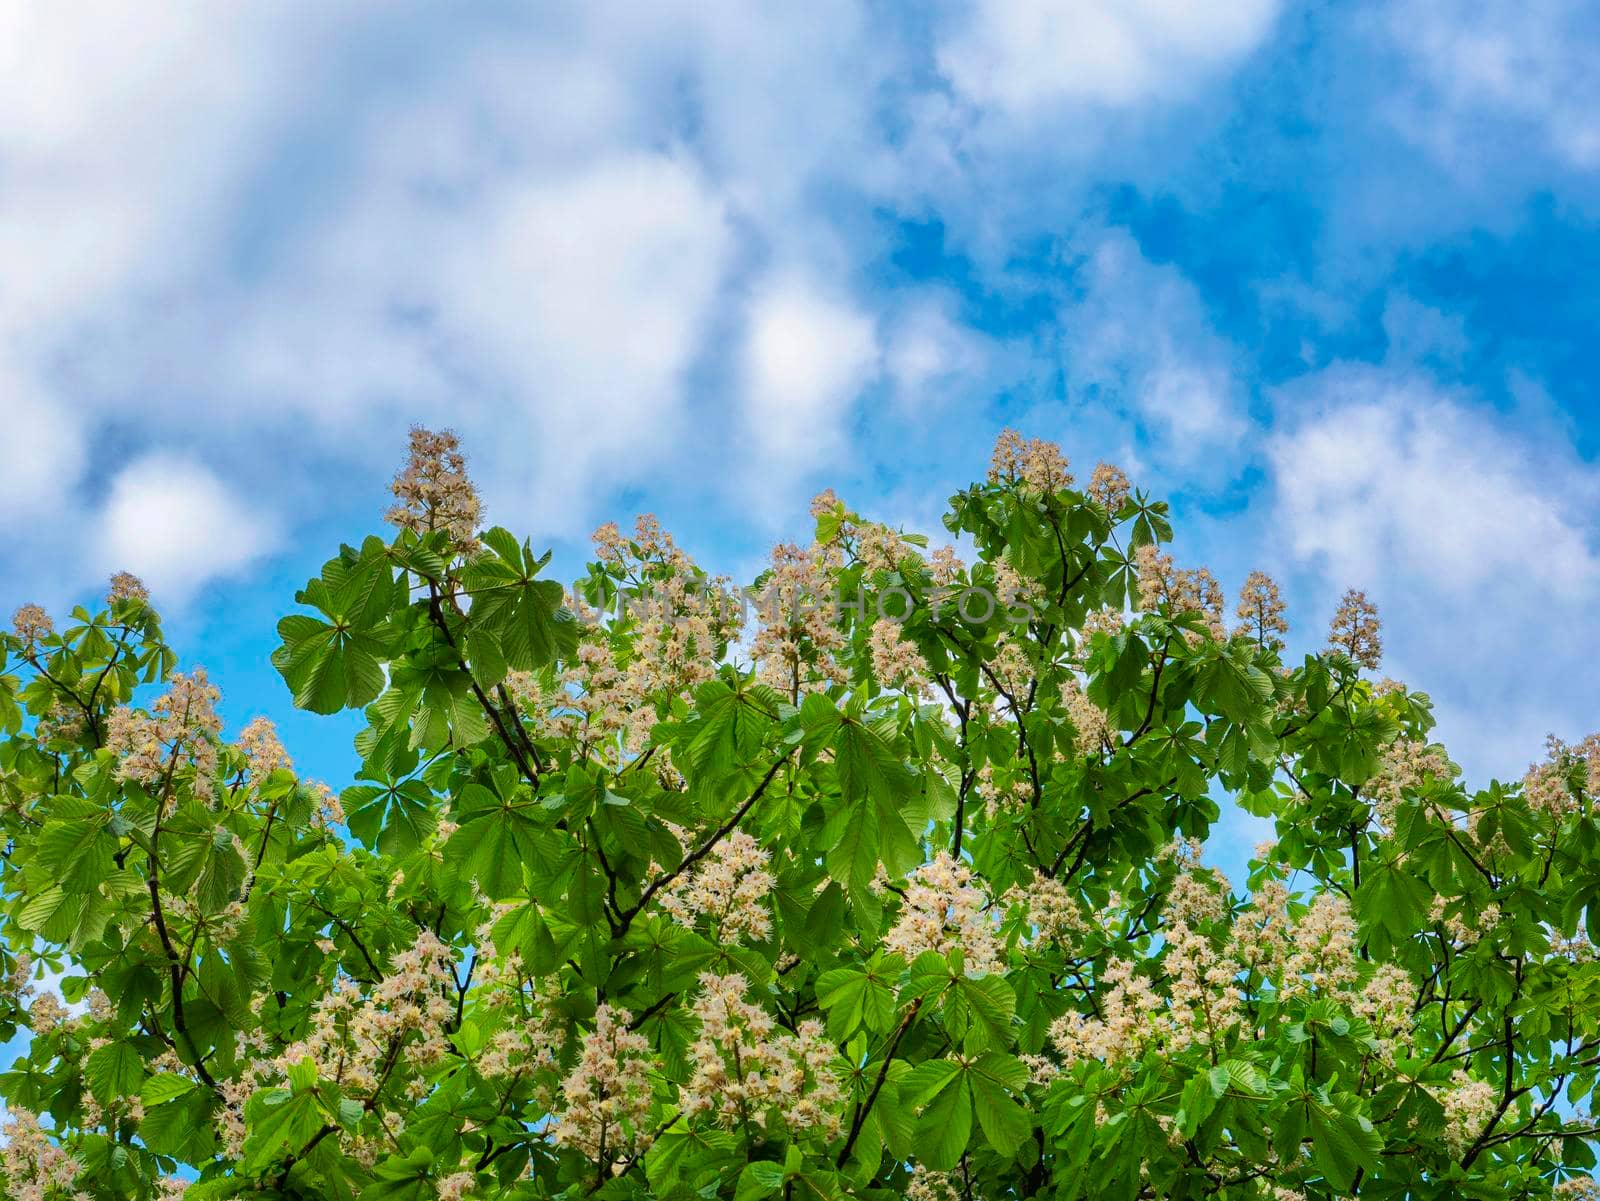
277,931,456,1105
679,973,843,1136
1047,866,1421,1074
105,669,225,802
659,830,775,944
552,1003,656,1165
884,853,1003,976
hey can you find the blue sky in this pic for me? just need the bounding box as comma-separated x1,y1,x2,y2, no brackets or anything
4,0,1600,844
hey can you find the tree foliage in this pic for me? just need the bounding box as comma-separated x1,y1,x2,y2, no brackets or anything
3,428,1598,1200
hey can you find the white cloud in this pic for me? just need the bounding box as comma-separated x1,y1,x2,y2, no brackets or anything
0,3,371,592
1266,368,1600,782
94,456,278,603
1061,232,1246,457
884,295,990,405
741,274,879,487
0,375,85,515
0,7,752,572
3,0,1266,597
433,152,732,528
1267,372,1598,600
939,0,1281,111
0,2,917,574
0,5,308,327
1381,0,1600,174
0,7,277,533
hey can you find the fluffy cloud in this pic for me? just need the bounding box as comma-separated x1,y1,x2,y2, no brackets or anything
1266,368,1600,778
939,0,1281,111
1268,373,1597,600
1060,233,1246,460
0,4,371,598
1380,0,1600,174
0,4,359,495
0,3,924,585
433,152,732,528
0,376,85,516
884,294,992,405
0,0,1298,604
741,275,879,493
94,456,278,603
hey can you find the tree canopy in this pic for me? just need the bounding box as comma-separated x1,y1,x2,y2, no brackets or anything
3,427,1598,1201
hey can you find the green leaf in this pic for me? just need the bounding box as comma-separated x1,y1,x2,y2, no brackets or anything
362,1148,435,1201
460,528,579,680
820,711,920,911
816,961,898,1041
141,1092,217,1161
680,677,781,781
272,614,388,715
446,780,541,899
1309,1099,1381,1191
344,778,438,855
916,1073,972,1171
735,1161,787,1201
272,545,398,713
242,1087,324,1173
87,1041,145,1105
901,1058,962,1109
647,1123,742,1192
1179,1071,1221,1137
970,1055,1032,1157
32,813,114,891
1192,645,1274,724
141,1072,197,1106
16,883,69,932
1355,855,1432,941
950,972,1016,1051
1219,1058,1271,1100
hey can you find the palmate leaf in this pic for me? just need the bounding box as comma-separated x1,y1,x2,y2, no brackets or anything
906,952,1017,1052
459,526,579,685
678,676,783,781
969,1053,1032,1158
491,899,564,976
403,1071,477,1167
140,1091,217,1162
356,685,425,778
0,672,21,735
160,803,249,913
1309,1096,1383,1190
647,1123,743,1192
825,799,882,919
1356,853,1433,942
241,1084,327,1174
31,810,115,891
815,956,900,1040
834,713,920,832
389,650,491,751
806,696,921,911
272,542,401,714
734,1160,787,1201
915,1070,973,1171
343,777,437,855
16,883,70,933
1191,642,1275,725
951,972,1017,1052
272,615,388,715
363,1147,435,1201
86,1040,145,1104
445,776,542,899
